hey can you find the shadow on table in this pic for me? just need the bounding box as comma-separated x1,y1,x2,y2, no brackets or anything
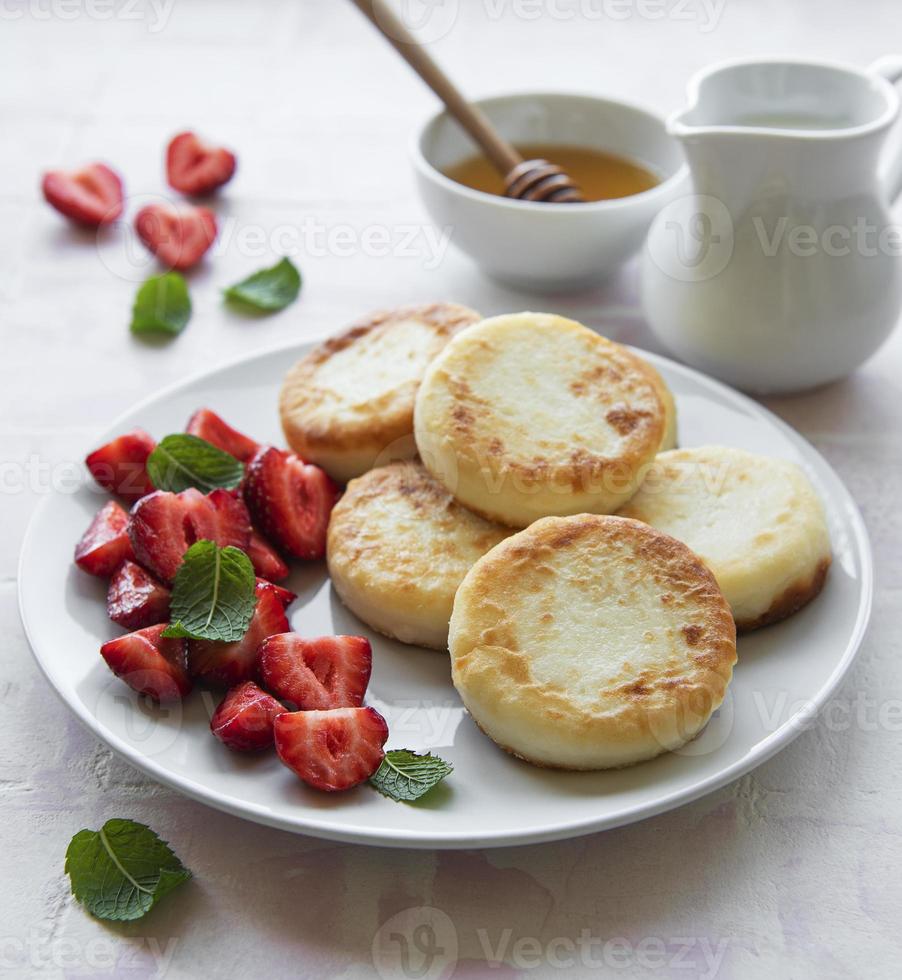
101,736,823,977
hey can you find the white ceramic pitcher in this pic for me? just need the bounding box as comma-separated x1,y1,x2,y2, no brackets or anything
641,57,902,394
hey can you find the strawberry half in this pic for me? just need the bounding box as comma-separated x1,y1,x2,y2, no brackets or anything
274,707,388,792
210,681,284,751
128,487,251,583
258,634,371,710
243,447,339,560
135,202,217,270
107,560,171,630
166,132,236,196
74,501,134,577
100,624,191,703
41,162,124,227
85,428,156,502
185,408,259,463
247,529,290,582
187,583,288,687
255,578,296,609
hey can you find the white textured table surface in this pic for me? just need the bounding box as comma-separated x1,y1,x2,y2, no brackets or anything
3,1,901,977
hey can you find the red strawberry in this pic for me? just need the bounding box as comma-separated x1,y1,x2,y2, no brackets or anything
85,428,156,502
247,529,290,581
187,583,288,687
185,408,259,463
128,487,251,583
210,681,284,751
255,578,296,609
41,162,123,227
74,501,134,577
107,560,171,630
166,132,236,196
243,447,339,560
274,707,388,792
135,202,217,270
100,624,191,702
258,633,371,710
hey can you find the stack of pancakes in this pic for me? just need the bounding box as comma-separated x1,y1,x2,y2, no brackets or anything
280,306,831,770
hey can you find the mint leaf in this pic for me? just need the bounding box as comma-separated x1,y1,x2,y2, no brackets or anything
65,819,190,921
370,749,453,802
130,272,191,336
162,541,256,641
147,434,244,493
224,257,301,312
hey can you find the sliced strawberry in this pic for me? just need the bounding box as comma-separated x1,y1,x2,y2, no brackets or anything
255,578,296,609
275,707,388,792
259,633,371,710
85,428,156,502
187,584,288,687
74,501,134,577
247,529,290,581
128,487,251,583
135,202,217,270
185,408,259,463
107,560,171,630
100,624,191,702
243,447,339,560
210,681,284,751
166,132,236,196
41,162,124,227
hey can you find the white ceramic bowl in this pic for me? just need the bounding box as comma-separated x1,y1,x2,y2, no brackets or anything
411,91,688,291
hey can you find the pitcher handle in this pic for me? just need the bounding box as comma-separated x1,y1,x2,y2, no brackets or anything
870,56,902,203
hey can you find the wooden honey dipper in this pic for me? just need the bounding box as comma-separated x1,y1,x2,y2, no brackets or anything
349,0,585,204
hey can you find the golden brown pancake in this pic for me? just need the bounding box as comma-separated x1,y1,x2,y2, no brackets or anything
280,303,481,483
450,514,737,769
327,460,511,649
414,312,667,527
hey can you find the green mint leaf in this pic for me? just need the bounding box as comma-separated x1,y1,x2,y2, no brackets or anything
223,257,301,312
130,272,191,336
146,433,244,493
370,749,453,802
162,541,256,642
65,819,190,922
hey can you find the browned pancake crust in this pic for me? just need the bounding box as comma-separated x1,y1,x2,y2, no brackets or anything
327,459,511,649
450,514,738,769
735,556,832,632
280,302,481,458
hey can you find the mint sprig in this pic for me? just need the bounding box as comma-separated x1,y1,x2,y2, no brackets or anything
146,433,244,493
65,819,190,921
370,749,453,802
224,257,301,312
130,272,191,337
162,541,256,641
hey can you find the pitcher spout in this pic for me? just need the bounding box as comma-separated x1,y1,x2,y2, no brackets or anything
667,58,900,208
668,57,897,140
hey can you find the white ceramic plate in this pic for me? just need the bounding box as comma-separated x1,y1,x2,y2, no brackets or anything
19,343,872,849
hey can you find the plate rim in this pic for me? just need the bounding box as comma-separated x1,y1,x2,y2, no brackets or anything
18,340,874,849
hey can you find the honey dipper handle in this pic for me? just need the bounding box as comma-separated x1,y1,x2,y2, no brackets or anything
349,0,523,176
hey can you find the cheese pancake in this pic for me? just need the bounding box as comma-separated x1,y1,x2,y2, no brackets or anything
280,303,481,483
414,312,667,528
450,514,736,769
327,460,511,650
619,446,832,630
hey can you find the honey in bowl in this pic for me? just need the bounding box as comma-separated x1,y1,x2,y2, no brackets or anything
443,143,660,201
